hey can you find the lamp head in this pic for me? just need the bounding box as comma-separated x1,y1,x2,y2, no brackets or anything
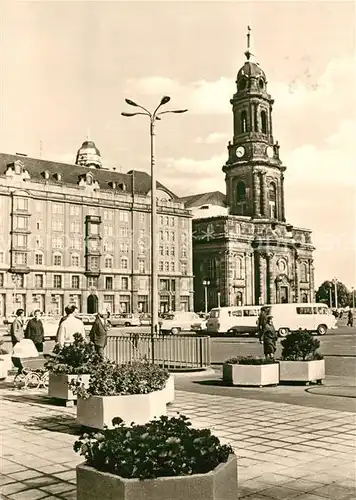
125,98,138,107
160,96,171,105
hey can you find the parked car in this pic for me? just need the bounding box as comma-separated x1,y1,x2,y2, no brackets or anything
159,311,205,335
109,313,141,327
76,313,96,325
139,313,151,326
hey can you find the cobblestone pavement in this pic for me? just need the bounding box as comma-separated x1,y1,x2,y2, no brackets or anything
0,384,355,500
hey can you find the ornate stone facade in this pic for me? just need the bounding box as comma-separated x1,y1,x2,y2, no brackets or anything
191,46,315,311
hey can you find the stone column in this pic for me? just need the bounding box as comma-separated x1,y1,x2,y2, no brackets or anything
266,253,274,304
280,173,286,222
252,172,260,217
309,259,315,302
260,172,268,217
294,257,300,303
255,252,265,305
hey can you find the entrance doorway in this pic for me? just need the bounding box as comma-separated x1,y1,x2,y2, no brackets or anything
280,286,289,303
87,294,98,314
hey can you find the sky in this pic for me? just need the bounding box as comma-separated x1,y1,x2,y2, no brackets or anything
0,1,355,290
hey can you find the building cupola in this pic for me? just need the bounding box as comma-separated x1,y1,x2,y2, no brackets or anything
75,140,102,169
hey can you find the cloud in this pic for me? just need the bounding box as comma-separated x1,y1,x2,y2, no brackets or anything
195,132,229,144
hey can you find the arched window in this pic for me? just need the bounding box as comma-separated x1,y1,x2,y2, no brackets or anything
268,182,277,219
261,110,267,134
238,78,246,91
233,257,243,280
241,111,247,133
236,291,243,306
300,262,308,282
236,181,246,202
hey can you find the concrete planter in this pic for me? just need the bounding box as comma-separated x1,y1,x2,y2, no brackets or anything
279,359,325,383
223,362,279,387
0,359,8,380
160,374,175,404
76,454,237,500
77,389,167,429
0,353,12,372
48,373,90,404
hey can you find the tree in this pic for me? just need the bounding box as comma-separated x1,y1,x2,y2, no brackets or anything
316,280,351,308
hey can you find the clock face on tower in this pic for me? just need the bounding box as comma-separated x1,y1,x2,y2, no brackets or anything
266,146,274,158
236,146,245,158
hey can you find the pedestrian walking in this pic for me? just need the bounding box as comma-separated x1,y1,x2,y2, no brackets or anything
25,309,45,352
347,309,353,327
89,312,109,359
257,306,269,339
260,315,278,360
56,304,85,347
10,309,25,347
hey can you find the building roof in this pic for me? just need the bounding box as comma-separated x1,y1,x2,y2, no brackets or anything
237,60,266,81
178,191,226,208
0,153,177,197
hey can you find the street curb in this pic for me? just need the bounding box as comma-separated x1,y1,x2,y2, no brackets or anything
170,367,217,378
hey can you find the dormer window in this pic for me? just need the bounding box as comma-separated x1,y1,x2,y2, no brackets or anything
14,160,24,175
43,170,50,180
86,172,93,185
109,181,117,189
23,170,30,180
54,173,62,181
118,182,126,191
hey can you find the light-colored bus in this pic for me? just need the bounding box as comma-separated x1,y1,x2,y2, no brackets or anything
265,303,337,336
206,305,261,336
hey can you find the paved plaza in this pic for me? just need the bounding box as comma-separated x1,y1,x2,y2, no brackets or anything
0,379,355,500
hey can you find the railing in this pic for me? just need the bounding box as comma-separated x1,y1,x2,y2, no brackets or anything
104,334,211,369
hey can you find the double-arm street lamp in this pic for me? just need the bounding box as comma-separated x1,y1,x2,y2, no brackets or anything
122,97,187,337
332,278,338,310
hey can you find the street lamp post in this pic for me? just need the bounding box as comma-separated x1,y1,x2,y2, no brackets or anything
202,280,210,315
328,283,332,308
122,97,187,338
333,278,338,310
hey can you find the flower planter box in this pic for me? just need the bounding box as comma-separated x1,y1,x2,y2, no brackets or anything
77,389,167,429
160,374,175,404
0,354,12,372
223,362,279,387
0,360,8,380
76,454,238,500
48,373,90,405
279,359,325,383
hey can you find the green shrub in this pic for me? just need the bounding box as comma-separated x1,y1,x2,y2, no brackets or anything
281,331,323,361
225,356,277,365
45,333,98,374
74,415,233,479
70,359,170,399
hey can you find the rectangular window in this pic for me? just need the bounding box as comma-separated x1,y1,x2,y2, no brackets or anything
138,260,145,273
87,276,98,288
159,279,169,291
15,252,27,265
105,276,113,290
15,216,28,230
70,221,80,233
164,231,169,241
159,230,163,240
14,234,28,247
119,211,129,222
171,247,175,257
70,238,81,250
52,237,64,249
181,246,187,258
171,262,175,272
71,255,79,267
53,255,62,266
0,273,4,287
53,275,62,289
104,225,113,237
159,246,164,256
36,220,42,231
181,262,187,275
52,203,64,215
159,216,164,225
139,213,145,223
53,220,64,232
90,256,100,269
34,274,43,288
119,227,128,237
159,261,164,272
35,253,43,265
69,205,80,216
170,217,175,227
121,277,129,290
164,216,169,226
104,257,113,268
0,252,4,264
120,258,128,270
120,242,129,253
103,210,113,221
171,231,175,242
164,262,169,272
15,198,28,211
139,228,145,239
71,275,80,289
165,246,169,256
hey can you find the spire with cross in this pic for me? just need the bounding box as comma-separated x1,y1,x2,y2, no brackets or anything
244,25,253,60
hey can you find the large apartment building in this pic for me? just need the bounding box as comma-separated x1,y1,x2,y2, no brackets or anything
0,141,193,317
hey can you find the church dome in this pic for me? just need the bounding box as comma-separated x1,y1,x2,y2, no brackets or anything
237,61,266,81
236,59,267,92
75,140,102,169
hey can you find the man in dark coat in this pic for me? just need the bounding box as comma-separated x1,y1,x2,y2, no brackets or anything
257,306,270,340
10,309,25,347
347,309,353,327
89,312,109,359
25,309,45,352
260,315,278,360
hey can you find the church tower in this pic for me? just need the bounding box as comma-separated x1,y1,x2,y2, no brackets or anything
223,28,286,222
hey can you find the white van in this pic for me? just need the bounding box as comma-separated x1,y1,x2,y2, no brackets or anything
206,306,261,336
265,303,336,336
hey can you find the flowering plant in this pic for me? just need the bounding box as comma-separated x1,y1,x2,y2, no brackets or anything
225,356,277,365
45,333,98,374
74,415,233,479
70,360,170,399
